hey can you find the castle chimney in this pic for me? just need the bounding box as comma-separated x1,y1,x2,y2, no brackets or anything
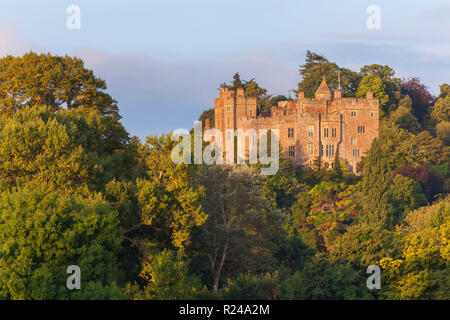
205,119,210,130
236,88,244,96
366,91,373,99
298,92,305,100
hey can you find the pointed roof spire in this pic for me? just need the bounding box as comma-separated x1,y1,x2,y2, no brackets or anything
315,77,331,95
315,77,332,100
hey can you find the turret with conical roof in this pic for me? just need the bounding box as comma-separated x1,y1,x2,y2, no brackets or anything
315,77,332,100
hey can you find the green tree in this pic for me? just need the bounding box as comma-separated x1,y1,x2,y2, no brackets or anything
219,273,279,300
290,182,357,251
0,52,120,119
193,165,285,291
297,51,360,98
134,134,207,250
198,107,215,128
436,121,450,146
280,254,373,300
0,105,134,194
232,72,243,89
0,186,122,300
329,222,399,268
380,197,450,299
356,74,390,116
138,250,202,300
358,64,401,117
389,95,421,134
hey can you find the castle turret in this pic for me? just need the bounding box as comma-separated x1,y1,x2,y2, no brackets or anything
315,77,332,100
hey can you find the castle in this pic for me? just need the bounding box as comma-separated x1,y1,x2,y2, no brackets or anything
213,77,379,173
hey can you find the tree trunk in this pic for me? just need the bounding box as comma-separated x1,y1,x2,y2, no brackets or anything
213,232,229,292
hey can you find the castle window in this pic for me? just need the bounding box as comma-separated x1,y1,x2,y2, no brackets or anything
250,110,253,117
288,128,294,138
351,111,357,118
227,131,232,141
331,128,337,138
227,106,231,111
358,125,366,134
308,126,314,137
325,145,335,157
308,144,314,155
352,149,360,157
251,135,257,146
324,128,329,138
227,117,230,125
371,112,374,118
351,138,357,145
288,145,295,157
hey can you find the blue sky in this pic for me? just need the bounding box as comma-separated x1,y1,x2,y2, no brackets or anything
1,0,449,138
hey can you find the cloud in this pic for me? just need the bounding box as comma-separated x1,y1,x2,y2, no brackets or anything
0,21,39,57
74,47,299,137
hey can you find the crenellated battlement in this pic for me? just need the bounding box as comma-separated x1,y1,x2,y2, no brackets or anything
213,77,379,173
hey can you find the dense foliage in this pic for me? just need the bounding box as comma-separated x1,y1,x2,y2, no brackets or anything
0,52,448,300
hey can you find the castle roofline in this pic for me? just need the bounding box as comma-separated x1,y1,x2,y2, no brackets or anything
315,77,331,95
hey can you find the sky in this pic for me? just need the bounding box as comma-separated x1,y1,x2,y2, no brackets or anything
0,0,449,138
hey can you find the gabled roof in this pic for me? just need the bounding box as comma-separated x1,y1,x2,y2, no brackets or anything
315,77,331,95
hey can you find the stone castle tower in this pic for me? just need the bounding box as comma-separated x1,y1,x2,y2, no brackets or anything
214,77,379,172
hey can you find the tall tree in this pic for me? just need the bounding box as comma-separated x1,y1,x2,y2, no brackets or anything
401,77,435,122
134,134,207,250
0,52,120,119
358,64,401,117
297,51,360,98
0,186,123,300
193,165,284,291
0,105,133,193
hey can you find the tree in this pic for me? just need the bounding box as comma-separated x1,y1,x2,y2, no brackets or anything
436,121,450,146
430,85,450,146
392,164,445,202
138,250,202,300
134,134,207,250
193,165,284,291
431,96,450,122
332,152,343,181
261,155,300,210
232,72,243,89
0,52,120,119
380,197,450,299
401,77,435,122
198,107,215,128
280,254,373,300
0,105,133,194
410,131,450,166
297,51,360,98
359,122,449,228
356,74,390,116
388,174,427,223
329,222,399,268
290,182,358,251
359,64,401,116
389,95,421,134
219,273,279,300
0,186,122,300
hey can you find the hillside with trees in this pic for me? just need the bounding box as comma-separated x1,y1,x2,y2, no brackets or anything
0,52,448,300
